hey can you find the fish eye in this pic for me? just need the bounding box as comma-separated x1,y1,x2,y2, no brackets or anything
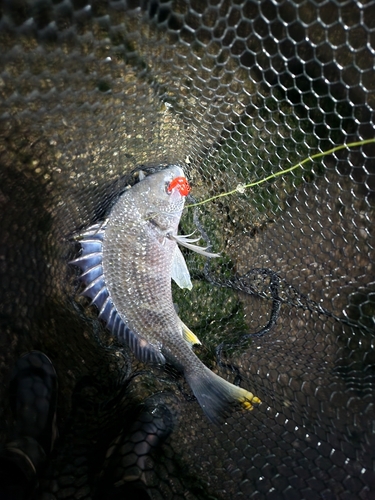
165,180,172,194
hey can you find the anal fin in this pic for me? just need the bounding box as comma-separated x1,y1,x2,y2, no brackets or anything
179,318,201,346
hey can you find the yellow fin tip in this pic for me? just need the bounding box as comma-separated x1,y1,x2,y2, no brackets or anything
239,394,261,410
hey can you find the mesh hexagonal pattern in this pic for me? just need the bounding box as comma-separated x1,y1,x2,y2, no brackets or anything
0,1,374,499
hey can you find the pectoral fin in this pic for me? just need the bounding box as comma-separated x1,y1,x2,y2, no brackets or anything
171,246,193,290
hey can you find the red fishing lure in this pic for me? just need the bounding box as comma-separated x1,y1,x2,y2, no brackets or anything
167,176,191,196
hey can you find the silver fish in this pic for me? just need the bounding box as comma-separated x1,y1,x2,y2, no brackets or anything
71,166,260,423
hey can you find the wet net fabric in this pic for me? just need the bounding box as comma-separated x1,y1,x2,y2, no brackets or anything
0,1,374,499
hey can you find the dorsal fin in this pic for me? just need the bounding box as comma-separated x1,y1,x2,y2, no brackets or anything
70,224,165,364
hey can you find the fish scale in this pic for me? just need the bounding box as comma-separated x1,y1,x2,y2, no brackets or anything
104,183,180,357
71,166,260,423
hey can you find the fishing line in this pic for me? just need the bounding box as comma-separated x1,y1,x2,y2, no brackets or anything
185,138,375,209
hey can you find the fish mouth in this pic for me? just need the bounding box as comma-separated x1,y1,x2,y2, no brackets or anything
166,164,185,178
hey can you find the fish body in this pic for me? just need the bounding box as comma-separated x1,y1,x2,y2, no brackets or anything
71,166,260,423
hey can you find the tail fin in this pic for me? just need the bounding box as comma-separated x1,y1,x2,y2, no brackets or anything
185,366,261,424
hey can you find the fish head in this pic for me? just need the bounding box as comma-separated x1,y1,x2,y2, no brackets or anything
133,165,188,200
132,165,190,231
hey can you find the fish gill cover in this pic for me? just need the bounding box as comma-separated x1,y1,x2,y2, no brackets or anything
0,1,374,499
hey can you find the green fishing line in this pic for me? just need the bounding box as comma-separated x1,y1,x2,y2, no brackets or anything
186,138,375,209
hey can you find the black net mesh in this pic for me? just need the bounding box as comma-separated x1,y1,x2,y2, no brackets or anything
0,1,374,498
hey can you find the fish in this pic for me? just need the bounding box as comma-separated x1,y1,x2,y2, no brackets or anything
70,165,260,423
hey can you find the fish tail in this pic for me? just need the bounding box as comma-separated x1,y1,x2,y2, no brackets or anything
185,366,261,424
